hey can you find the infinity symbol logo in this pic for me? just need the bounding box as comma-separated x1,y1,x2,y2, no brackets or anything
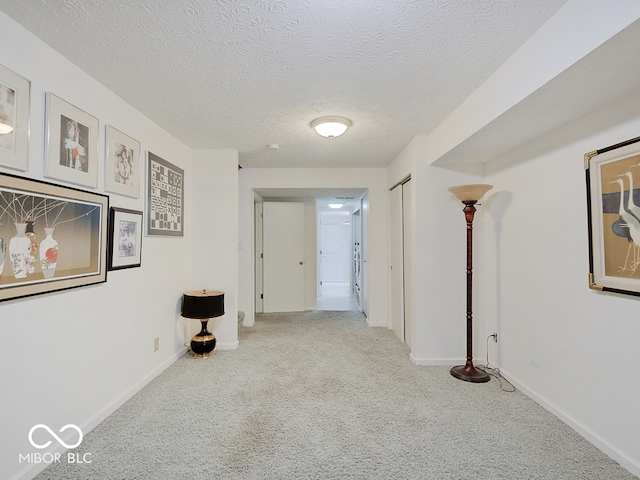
28,424,83,449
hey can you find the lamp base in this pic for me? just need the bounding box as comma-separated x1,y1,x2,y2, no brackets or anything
190,319,216,359
450,363,489,383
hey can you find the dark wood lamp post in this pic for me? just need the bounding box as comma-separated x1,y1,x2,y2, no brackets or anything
448,184,493,383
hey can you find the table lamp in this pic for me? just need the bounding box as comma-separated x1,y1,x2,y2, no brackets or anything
181,289,224,358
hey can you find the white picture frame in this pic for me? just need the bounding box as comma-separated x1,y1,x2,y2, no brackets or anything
45,92,99,188
0,65,30,171
105,125,141,198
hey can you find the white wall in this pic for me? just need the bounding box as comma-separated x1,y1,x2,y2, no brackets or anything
238,168,388,327
386,3,640,474
387,138,487,364
0,14,238,480
189,149,239,348
484,90,640,476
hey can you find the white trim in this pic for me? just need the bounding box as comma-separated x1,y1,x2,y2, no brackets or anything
366,319,387,328
11,347,187,480
410,355,458,366
499,367,640,478
216,341,239,350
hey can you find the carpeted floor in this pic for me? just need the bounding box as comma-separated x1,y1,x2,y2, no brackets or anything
36,310,636,479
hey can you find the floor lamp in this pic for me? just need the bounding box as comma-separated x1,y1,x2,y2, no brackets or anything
448,184,493,383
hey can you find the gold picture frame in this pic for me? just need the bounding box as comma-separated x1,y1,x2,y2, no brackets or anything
0,172,108,302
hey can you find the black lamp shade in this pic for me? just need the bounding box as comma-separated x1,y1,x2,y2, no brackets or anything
181,290,224,319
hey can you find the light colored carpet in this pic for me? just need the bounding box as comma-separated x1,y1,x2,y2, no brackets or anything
36,310,636,479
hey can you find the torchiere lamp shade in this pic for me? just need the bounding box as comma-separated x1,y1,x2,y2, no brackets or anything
181,290,225,319
447,184,493,202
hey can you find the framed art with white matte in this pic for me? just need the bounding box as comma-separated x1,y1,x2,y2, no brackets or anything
0,65,30,171
45,92,99,188
105,125,141,198
586,135,640,296
108,207,143,270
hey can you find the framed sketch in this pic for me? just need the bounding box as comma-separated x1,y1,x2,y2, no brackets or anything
108,207,143,270
105,125,141,198
0,65,30,171
0,172,109,302
586,135,640,296
45,92,99,188
147,151,184,236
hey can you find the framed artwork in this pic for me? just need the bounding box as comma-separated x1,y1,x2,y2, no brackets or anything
586,135,640,296
147,151,184,236
45,92,99,188
105,125,141,198
108,207,143,270
0,65,30,171
0,172,109,302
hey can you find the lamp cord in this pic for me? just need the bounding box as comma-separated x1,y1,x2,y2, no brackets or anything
476,335,516,393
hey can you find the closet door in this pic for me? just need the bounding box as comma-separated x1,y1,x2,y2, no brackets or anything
390,185,405,341
390,178,412,348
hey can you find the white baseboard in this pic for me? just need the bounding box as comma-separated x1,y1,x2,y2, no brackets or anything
366,319,387,327
499,367,640,478
12,347,187,480
410,355,458,366
242,319,255,327
217,340,239,350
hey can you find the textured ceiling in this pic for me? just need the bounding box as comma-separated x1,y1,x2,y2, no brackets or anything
0,0,568,168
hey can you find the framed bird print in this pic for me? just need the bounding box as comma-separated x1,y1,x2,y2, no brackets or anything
586,135,640,296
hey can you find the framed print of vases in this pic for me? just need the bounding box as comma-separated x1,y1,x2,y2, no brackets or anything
0,172,108,302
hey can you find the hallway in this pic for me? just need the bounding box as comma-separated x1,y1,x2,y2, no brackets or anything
316,282,360,311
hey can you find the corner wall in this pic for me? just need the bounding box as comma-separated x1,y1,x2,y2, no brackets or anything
0,14,238,480
484,91,640,476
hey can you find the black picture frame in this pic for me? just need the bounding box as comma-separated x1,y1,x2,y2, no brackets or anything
586,135,640,296
108,207,143,271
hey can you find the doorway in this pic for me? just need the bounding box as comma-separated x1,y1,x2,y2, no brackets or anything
317,210,359,311
253,188,368,316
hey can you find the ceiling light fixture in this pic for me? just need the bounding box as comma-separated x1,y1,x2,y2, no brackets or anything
311,116,352,138
328,203,344,209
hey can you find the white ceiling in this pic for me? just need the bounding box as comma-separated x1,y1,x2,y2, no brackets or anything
0,0,569,169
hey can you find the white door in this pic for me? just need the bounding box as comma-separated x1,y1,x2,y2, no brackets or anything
320,211,351,295
263,202,306,312
390,179,413,348
361,195,369,317
254,200,264,313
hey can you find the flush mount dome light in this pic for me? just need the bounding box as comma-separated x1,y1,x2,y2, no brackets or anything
311,116,352,138
328,203,343,209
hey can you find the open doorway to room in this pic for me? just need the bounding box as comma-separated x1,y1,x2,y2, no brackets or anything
253,188,367,315
316,197,364,312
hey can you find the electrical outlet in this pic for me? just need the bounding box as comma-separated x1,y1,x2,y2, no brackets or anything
491,333,498,343
154,337,159,352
